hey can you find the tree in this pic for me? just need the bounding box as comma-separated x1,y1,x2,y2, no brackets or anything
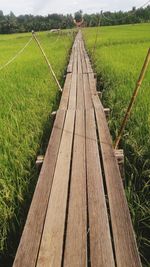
0,10,4,18
74,10,83,22
8,12,18,33
0,7,150,34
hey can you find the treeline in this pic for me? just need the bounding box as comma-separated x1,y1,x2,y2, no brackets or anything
0,6,150,34
97,6,150,26
0,12,74,33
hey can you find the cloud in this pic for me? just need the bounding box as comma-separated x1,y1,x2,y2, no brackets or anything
33,0,50,14
73,1,78,5
0,0,149,15
1,0,33,15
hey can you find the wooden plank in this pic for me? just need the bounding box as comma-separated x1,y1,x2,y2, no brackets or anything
79,41,87,74
77,73,84,109
93,95,142,267
68,42,77,109
77,41,85,109
13,31,142,267
86,109,115,267
92,94,102,109
68,73,77,109
80,41,97,100
13,109,66,267
88,73,97,95
81,42,93,74
59,73,72,110
79,40,93,109
80,39,96,94
67,46,75,73
36,109,75,267
63,109,87,267
77,40,82,75
83,74,93,109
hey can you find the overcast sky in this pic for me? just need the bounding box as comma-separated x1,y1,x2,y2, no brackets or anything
0,0,148,16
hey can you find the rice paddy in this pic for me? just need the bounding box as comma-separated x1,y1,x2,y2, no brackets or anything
0,23,150,266
0,30,73,265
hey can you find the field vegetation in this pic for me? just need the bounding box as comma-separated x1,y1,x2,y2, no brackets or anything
0,30,73,265
83,23,150,266
0,5,150,34
1,22,150,267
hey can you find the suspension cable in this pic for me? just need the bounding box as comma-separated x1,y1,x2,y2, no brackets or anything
32,31,62,92
0,37,33,71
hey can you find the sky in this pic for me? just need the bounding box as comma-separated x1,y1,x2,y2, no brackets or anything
0,0,148,16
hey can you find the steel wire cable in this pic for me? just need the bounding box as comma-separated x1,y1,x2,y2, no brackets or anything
0,37,33,71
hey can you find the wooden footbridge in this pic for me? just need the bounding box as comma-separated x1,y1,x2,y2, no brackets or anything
13,32,142,267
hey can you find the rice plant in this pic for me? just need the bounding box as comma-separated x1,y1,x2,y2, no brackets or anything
0,30,73,265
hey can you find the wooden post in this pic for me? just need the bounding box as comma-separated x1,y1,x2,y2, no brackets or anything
32,31,62,92
36,155,44,167
115,149,125,183
94,73,97,79
97,91,102,98
104,108,110,119
114,48,150,149
51,111,57,117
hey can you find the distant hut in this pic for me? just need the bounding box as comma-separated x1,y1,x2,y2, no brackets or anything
74,10,84,28
74,18,84,28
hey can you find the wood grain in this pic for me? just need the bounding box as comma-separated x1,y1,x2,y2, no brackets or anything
63,109,87,267
86,109,115,267
93,95,142,267
37,110,75,267
13,110,66,267
67,45,75,73
13,31,141,267
59,73,72,110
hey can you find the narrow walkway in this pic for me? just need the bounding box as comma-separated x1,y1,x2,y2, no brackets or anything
13,32,142,267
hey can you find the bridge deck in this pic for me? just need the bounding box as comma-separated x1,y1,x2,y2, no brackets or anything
13,32,142,267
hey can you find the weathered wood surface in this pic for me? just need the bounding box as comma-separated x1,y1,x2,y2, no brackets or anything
63,109,87,267
93,95,142,267
37,110,75,267
13,31,142,267
86,109,115,267
13,110,66,267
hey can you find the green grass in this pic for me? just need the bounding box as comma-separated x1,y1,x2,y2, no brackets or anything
0,30,73,265
83,23,150,266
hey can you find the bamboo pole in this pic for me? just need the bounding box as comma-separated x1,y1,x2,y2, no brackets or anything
32,31,62,92
114,47,150,149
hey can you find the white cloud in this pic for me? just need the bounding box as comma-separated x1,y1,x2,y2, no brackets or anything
1,0,33,15
33,0,51,14
0,0,148,15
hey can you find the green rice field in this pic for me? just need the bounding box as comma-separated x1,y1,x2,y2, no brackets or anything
0,23,150,266
0,30,73,265
83,23,150,266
